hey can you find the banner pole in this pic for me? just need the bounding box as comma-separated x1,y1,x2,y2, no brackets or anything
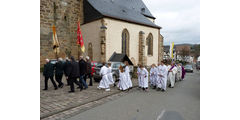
78,45,80,60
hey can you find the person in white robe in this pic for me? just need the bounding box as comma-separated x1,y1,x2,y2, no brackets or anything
137,64,142,88
118,65,129,91
154,65,158,88
156,63,161,89
124,61,132,88
166,63,171,86
168,62,178,88
157,61,168,91
150,64,157,88
107,63,114,85
98,63,110,91
140,65,148,91
176,63,182,81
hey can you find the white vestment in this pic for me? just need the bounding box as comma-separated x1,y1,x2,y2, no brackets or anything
107,67,114,85
176,65,182,81
150,67,157,86
168,65,177,87
140,68,148,88
125,66,132,88
98,66,110,89
157,65,168,90
118,70,129,90
137,67,142,87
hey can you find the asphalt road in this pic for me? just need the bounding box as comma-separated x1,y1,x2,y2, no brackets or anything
66,70,200,120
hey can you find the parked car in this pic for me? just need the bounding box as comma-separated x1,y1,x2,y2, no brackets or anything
184,64,193,73
91,61,102,76
196,61,200,70
93,62,133,82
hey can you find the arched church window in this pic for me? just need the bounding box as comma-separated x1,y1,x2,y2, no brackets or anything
147,33,153,56
122,29,129,56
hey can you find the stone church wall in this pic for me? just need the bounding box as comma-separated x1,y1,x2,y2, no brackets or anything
40,0,83,66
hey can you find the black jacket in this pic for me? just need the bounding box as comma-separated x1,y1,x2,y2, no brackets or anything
66,61,80,78
64,61,71,76
86,60,92,74
79,59,87,75
43,62,54,77
55,61,64,76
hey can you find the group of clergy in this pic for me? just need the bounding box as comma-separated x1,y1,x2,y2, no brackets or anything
97,60,185,92
97,61,133,91
146,60,186,92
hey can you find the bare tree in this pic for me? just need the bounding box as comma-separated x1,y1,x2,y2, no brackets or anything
180,46,190,58
193,44,200,59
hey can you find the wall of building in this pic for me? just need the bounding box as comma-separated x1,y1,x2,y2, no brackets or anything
40,0,83,66
81,20,102,62
104,18,161,66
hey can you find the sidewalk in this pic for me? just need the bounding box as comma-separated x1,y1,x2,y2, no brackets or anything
40,73,138,119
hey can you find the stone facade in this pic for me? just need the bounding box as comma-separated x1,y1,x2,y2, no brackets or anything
138,31,145,66
40,0,83,66
158,31,164,63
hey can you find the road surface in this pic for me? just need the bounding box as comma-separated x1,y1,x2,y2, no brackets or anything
66,70,200,120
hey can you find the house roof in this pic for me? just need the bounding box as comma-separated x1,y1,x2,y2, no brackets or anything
84,0,161,29
108,52,133,65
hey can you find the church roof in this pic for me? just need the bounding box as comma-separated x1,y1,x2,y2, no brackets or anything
84,0,161,29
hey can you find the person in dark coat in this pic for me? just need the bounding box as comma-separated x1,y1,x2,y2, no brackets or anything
43,59,58,90
78,56,88,89
55,58,64,88
66,56,82,93
63,57,71,86
85,56,93,86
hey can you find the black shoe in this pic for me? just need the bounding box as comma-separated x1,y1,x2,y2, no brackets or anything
77,87,82,89
89,84,93,86
42,88,48,90
60,84,64,88
54,88,58,90
113,84,116,87
68,91,74,93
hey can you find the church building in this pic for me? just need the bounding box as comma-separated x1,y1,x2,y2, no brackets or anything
40,0,164,66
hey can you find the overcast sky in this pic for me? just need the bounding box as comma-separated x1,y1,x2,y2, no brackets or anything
143,0,200,45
